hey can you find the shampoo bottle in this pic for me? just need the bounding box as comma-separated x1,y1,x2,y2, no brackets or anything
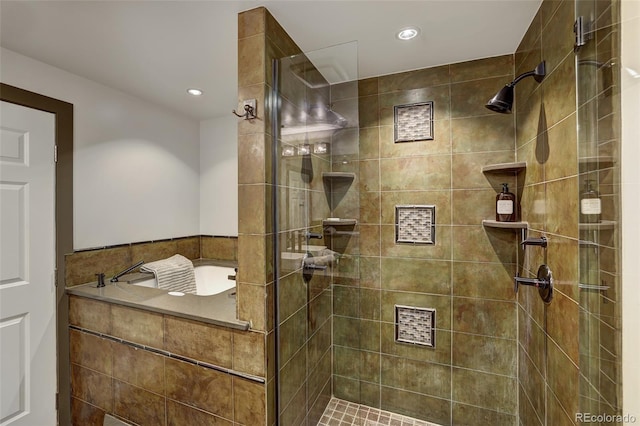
496,183,516,222
580,179,601,223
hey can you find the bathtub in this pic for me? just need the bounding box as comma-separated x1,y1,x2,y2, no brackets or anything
132,265,236,296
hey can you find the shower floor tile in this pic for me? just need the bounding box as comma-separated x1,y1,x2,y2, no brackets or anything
318,397,441,426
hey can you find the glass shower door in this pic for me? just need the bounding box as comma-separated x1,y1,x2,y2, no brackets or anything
273,42,360,425
575,0,623,417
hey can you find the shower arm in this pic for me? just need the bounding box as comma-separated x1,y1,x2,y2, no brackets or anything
509,70,535,86
510,61,547,87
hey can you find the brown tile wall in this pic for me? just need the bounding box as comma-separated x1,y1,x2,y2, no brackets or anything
516,0,621,424
515,2,580,424
65,235,237,287
68,295,266,425
340,54,520,425
236,7,304,426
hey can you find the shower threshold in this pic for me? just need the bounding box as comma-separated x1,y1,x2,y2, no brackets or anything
318,397,440,426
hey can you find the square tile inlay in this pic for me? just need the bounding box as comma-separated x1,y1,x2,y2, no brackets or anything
395,205,436,244
394,101,434,143
395,305,436,348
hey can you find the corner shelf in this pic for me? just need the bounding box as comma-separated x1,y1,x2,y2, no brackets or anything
579,156,615,171
483,220,529,243
579,220,616,231
322,172,356,181
322,218,357,226
481,161,527,174
482,220,529,230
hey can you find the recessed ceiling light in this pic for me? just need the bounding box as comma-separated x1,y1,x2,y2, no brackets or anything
187,88,203,96
397,27,420,41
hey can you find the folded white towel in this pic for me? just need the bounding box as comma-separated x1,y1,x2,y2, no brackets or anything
140,254,197,294
303,249,339,267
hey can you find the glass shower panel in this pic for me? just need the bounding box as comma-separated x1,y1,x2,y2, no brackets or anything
273,42,360,425
575,0,622,417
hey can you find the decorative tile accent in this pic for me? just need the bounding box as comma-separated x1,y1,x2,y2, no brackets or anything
395,305,436,348
319,397,440,426
394,101,434,143
395,205,436,244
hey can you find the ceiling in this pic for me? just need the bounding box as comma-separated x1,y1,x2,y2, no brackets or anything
0,1,542,121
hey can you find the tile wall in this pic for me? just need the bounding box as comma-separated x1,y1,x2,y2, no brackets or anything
68,296,265,425
338,54,521,425
65,235,236,287
236,7,304,426
514,2,582,424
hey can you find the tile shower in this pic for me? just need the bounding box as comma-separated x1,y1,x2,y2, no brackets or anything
265,0,621,423
65,1,622,425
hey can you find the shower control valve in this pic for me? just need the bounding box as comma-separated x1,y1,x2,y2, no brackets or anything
514,264,553,304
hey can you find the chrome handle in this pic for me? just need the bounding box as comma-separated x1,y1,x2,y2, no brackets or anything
304,264,327,271
514,264,553,304
521,236,547,248
514,276,548,288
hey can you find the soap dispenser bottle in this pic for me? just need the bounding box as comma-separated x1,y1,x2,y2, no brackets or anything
496,183,516,222
580,179,601,223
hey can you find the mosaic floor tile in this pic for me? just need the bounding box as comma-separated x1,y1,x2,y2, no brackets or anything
318,397,441,426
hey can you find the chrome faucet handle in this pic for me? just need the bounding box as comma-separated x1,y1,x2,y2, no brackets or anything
521,236,547,248
513,265,553,304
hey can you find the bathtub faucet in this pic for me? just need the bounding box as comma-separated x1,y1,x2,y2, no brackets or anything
227,267,237,281
110,260,145,282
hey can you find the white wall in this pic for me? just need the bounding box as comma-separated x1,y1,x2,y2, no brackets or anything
199,117,238,236
1,48,201,249
622,0,640,416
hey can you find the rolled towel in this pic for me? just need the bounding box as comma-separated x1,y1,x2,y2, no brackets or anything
303,249,339,267
140,254,197,294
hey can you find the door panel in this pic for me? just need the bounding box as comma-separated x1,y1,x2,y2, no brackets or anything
0,101,56,425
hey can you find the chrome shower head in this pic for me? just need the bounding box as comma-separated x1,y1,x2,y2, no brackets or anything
486,61,546,114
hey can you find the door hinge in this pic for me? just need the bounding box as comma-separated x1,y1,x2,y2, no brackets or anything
574,16,593,52
54,145,58,163
56,392,59,410
54,269,58,288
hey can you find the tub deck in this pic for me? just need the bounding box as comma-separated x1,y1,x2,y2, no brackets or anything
66,259,249,330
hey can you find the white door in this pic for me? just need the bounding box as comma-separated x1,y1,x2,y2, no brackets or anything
0,101,56,425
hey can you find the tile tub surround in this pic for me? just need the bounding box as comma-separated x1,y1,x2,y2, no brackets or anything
66,276,247,330
69,296,267,425
66,252,244,329
65,235,237,287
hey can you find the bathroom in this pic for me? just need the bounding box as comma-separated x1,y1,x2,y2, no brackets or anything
0,0,637,425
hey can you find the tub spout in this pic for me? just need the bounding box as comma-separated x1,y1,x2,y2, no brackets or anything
227,267,237,281
110,260,144,282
